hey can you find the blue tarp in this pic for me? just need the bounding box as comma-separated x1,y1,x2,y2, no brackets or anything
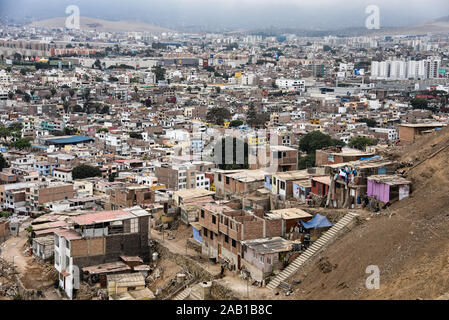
301,214,333,229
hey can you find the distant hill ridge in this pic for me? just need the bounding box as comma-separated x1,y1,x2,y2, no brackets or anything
28,16,172,33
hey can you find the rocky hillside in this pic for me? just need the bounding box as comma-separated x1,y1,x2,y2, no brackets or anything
281,127,449,300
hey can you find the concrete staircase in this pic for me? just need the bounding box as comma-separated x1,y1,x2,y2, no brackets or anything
267,212,359,290
173,282,206,300
174,287,191,300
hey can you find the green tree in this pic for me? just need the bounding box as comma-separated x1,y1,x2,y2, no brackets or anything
129,132,143,140
62,127,76,135
299,131,343,154
8,122,23,132
152,66,166,81
247,103,269,128
0,211,11,218
229,120,244,127
0,126,9,141
63,101,70,113
73,105,83,112
97,128,109,133
297,131,344,169
348,137,377,151
13,53,22,62
298,154,316,169
99,105,110,114
206,107,231,126
12,138,31,150
0,153,8,171
72,164,102,180
357,118,377,128
410,98,428,110
93,59,102,70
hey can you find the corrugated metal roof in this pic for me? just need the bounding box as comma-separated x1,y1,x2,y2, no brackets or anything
107,272,145,287
83,261,131,275
241,237,292,254
45,135,94,145
368,174,411,186
70,210,134,225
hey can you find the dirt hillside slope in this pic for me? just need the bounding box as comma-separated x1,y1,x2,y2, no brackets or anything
282,127,449,300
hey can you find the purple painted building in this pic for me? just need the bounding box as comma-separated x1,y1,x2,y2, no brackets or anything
367,175,411,203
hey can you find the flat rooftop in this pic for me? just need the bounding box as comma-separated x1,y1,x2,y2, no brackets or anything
241,237,292,254
400,123,446,128
368,174,411,186
267,207,313,220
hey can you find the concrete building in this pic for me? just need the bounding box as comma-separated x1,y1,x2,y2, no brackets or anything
54,207,151,299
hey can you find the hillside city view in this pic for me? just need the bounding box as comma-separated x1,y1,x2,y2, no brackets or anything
1,0,449,310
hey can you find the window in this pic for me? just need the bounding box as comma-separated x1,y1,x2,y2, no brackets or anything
212,215,216,224
65,239,70,248
225,235,229,243
210,232,213,240
226,177,230,184
312,181,316,187
55,252,60,265
130,218,139,233
260,256,264,264
232,239,236,248
65,256,70,268
203,229,208,237
218,174,222,182
55,236,59,247
280,181,286,190
201,210,204,218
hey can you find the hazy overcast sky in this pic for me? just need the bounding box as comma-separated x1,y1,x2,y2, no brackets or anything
1,0,449,30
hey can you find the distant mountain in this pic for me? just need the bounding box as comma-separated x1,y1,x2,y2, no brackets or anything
434,15,449,23
243,15,449,37
28,16,172,33
24,15,449,36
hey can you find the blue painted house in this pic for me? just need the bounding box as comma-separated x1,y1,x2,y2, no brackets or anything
191,222,202,244
34,161,60,176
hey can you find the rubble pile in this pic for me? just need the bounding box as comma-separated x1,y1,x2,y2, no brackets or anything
0,259,19,299
42,263,59,282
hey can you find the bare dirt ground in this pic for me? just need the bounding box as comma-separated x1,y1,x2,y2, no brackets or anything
147,256,184,295
214,274,269,300
151,223,222,275
152,223,272,299
266,127,449,300
0,227,59,299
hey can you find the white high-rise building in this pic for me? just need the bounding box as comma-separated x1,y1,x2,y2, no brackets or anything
371,57,440,80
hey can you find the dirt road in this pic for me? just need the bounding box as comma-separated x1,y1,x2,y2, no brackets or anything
0,228,56,293
0,233,30,274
